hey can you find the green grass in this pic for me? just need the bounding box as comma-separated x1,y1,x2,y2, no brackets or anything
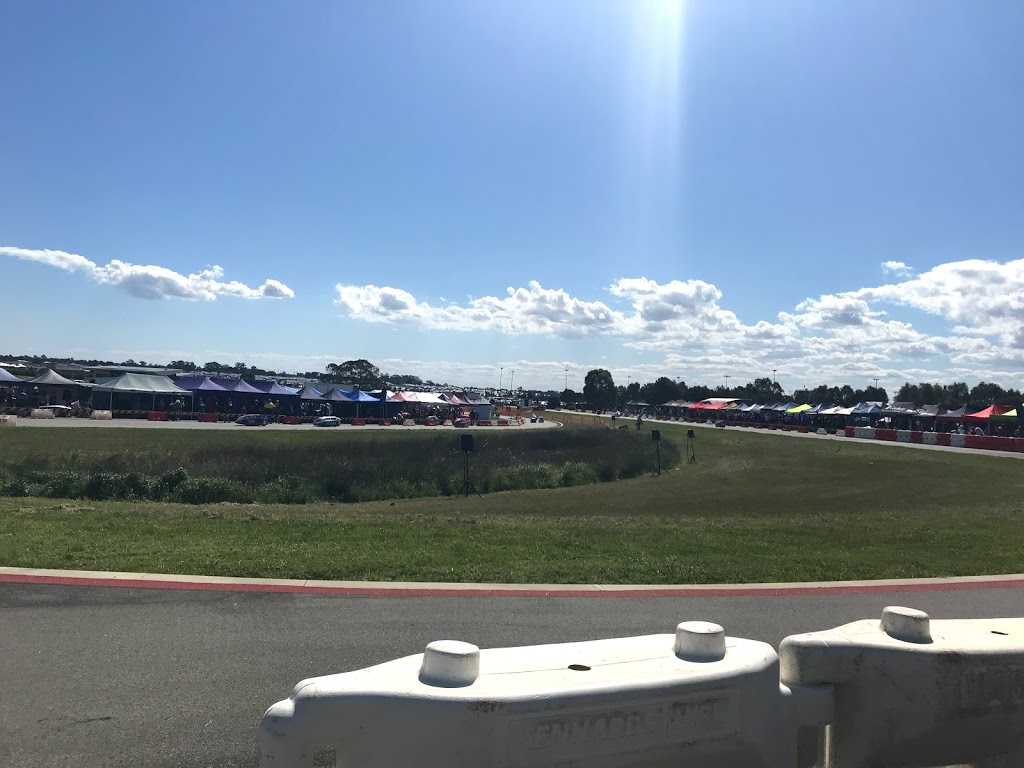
0,425,676,503
1,419,1023,583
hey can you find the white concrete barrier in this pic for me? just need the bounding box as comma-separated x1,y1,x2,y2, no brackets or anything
261,623,829,768
816,428,828,435
0,415,16,427
30,408,55,419
951,433,967,448
896,430,911,443
780,606,1024,768
853,426,875,439
923,431,938,445
89,410,112,420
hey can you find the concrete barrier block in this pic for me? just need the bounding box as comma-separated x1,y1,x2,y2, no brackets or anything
90,410,113,420
853,426,875,440
922,431,938,445
30,409,55,419
261,625,818,768
0,415,16,426
951,434,967,448
780,607,1024,768
896,430,911,443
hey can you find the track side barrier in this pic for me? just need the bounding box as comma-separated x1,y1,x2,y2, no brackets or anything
781,607,1024,768
896,430,911,443
909,431,923,443
89,410,112,420
30,409,55,419
852,426,875,440
922,431,938,445
951,434,967,448
844,426,855,437
260,623,830,768
0,415,16,427
936,432,951,446
874,428,896,441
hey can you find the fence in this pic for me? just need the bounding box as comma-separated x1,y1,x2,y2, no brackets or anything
260,606,1024,768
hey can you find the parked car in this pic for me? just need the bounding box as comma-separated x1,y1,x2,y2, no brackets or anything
235,413,270,426
313,415,341,427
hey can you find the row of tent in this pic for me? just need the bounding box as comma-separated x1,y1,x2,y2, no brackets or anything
659,398,1021,421
0,366,493,410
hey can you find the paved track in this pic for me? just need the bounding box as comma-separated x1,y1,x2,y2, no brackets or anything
3,581,1022,767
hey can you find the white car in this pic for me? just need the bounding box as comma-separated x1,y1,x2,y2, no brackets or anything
313,416,341,427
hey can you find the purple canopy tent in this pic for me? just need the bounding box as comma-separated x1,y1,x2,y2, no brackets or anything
174,376,229,392
0,366,22,384
252,380,299,396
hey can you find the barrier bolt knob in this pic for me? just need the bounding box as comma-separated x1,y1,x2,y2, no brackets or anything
674,621,726,661
419,640,480,687
881,606,932,643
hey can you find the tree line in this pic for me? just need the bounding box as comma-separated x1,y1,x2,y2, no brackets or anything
556,369,1024,411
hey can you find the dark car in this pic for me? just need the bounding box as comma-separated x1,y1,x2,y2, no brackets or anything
235,413,270,426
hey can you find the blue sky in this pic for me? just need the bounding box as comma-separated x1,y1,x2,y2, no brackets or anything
3,1,1024,392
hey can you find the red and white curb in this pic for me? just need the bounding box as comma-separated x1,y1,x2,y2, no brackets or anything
1,566,1023,598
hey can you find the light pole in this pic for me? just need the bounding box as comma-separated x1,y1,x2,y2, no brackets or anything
725,375,730,391
773,369,776,384
499,367,503,391
873,378,879,389
510,370,515,392
564,368,568,391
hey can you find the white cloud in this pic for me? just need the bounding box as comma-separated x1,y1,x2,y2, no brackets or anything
0,246,294,301
334,281,621,337
332,255,1024,389
881,260,913,277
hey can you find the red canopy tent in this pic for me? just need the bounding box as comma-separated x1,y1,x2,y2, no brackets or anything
965,405,1013,420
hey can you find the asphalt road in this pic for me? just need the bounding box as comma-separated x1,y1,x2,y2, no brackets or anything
3,582,1023,768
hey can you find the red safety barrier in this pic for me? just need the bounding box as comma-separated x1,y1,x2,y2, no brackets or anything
874,429,897,441
379,419,390,426
351,418,366,426
424,417,438,426
1015,438,1024,453
147,411,168,421
197,413,218,423
282,416,300,425
476,420,492,426
798,427,808,433
910,431,924,443
936,433,951,446
844,427,855,437
495,420,509,426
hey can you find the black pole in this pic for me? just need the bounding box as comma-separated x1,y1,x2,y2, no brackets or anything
656,442,661,476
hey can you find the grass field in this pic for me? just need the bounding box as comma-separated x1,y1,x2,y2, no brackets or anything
0,425,676,503
1,418,1023,583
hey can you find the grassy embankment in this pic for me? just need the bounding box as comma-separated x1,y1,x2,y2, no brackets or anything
1,417,1023,583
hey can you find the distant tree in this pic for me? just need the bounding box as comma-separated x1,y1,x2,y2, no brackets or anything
386,373,423,386
735,377,784,403
583,368,617,409
169,360,198,372
684,384,714,401
561,388,581,403
970,381,1006,406
639,376,682,405
327,359,384,389
862,385,889,405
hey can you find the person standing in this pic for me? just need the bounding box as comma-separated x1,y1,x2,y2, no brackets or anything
636,414,643,431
